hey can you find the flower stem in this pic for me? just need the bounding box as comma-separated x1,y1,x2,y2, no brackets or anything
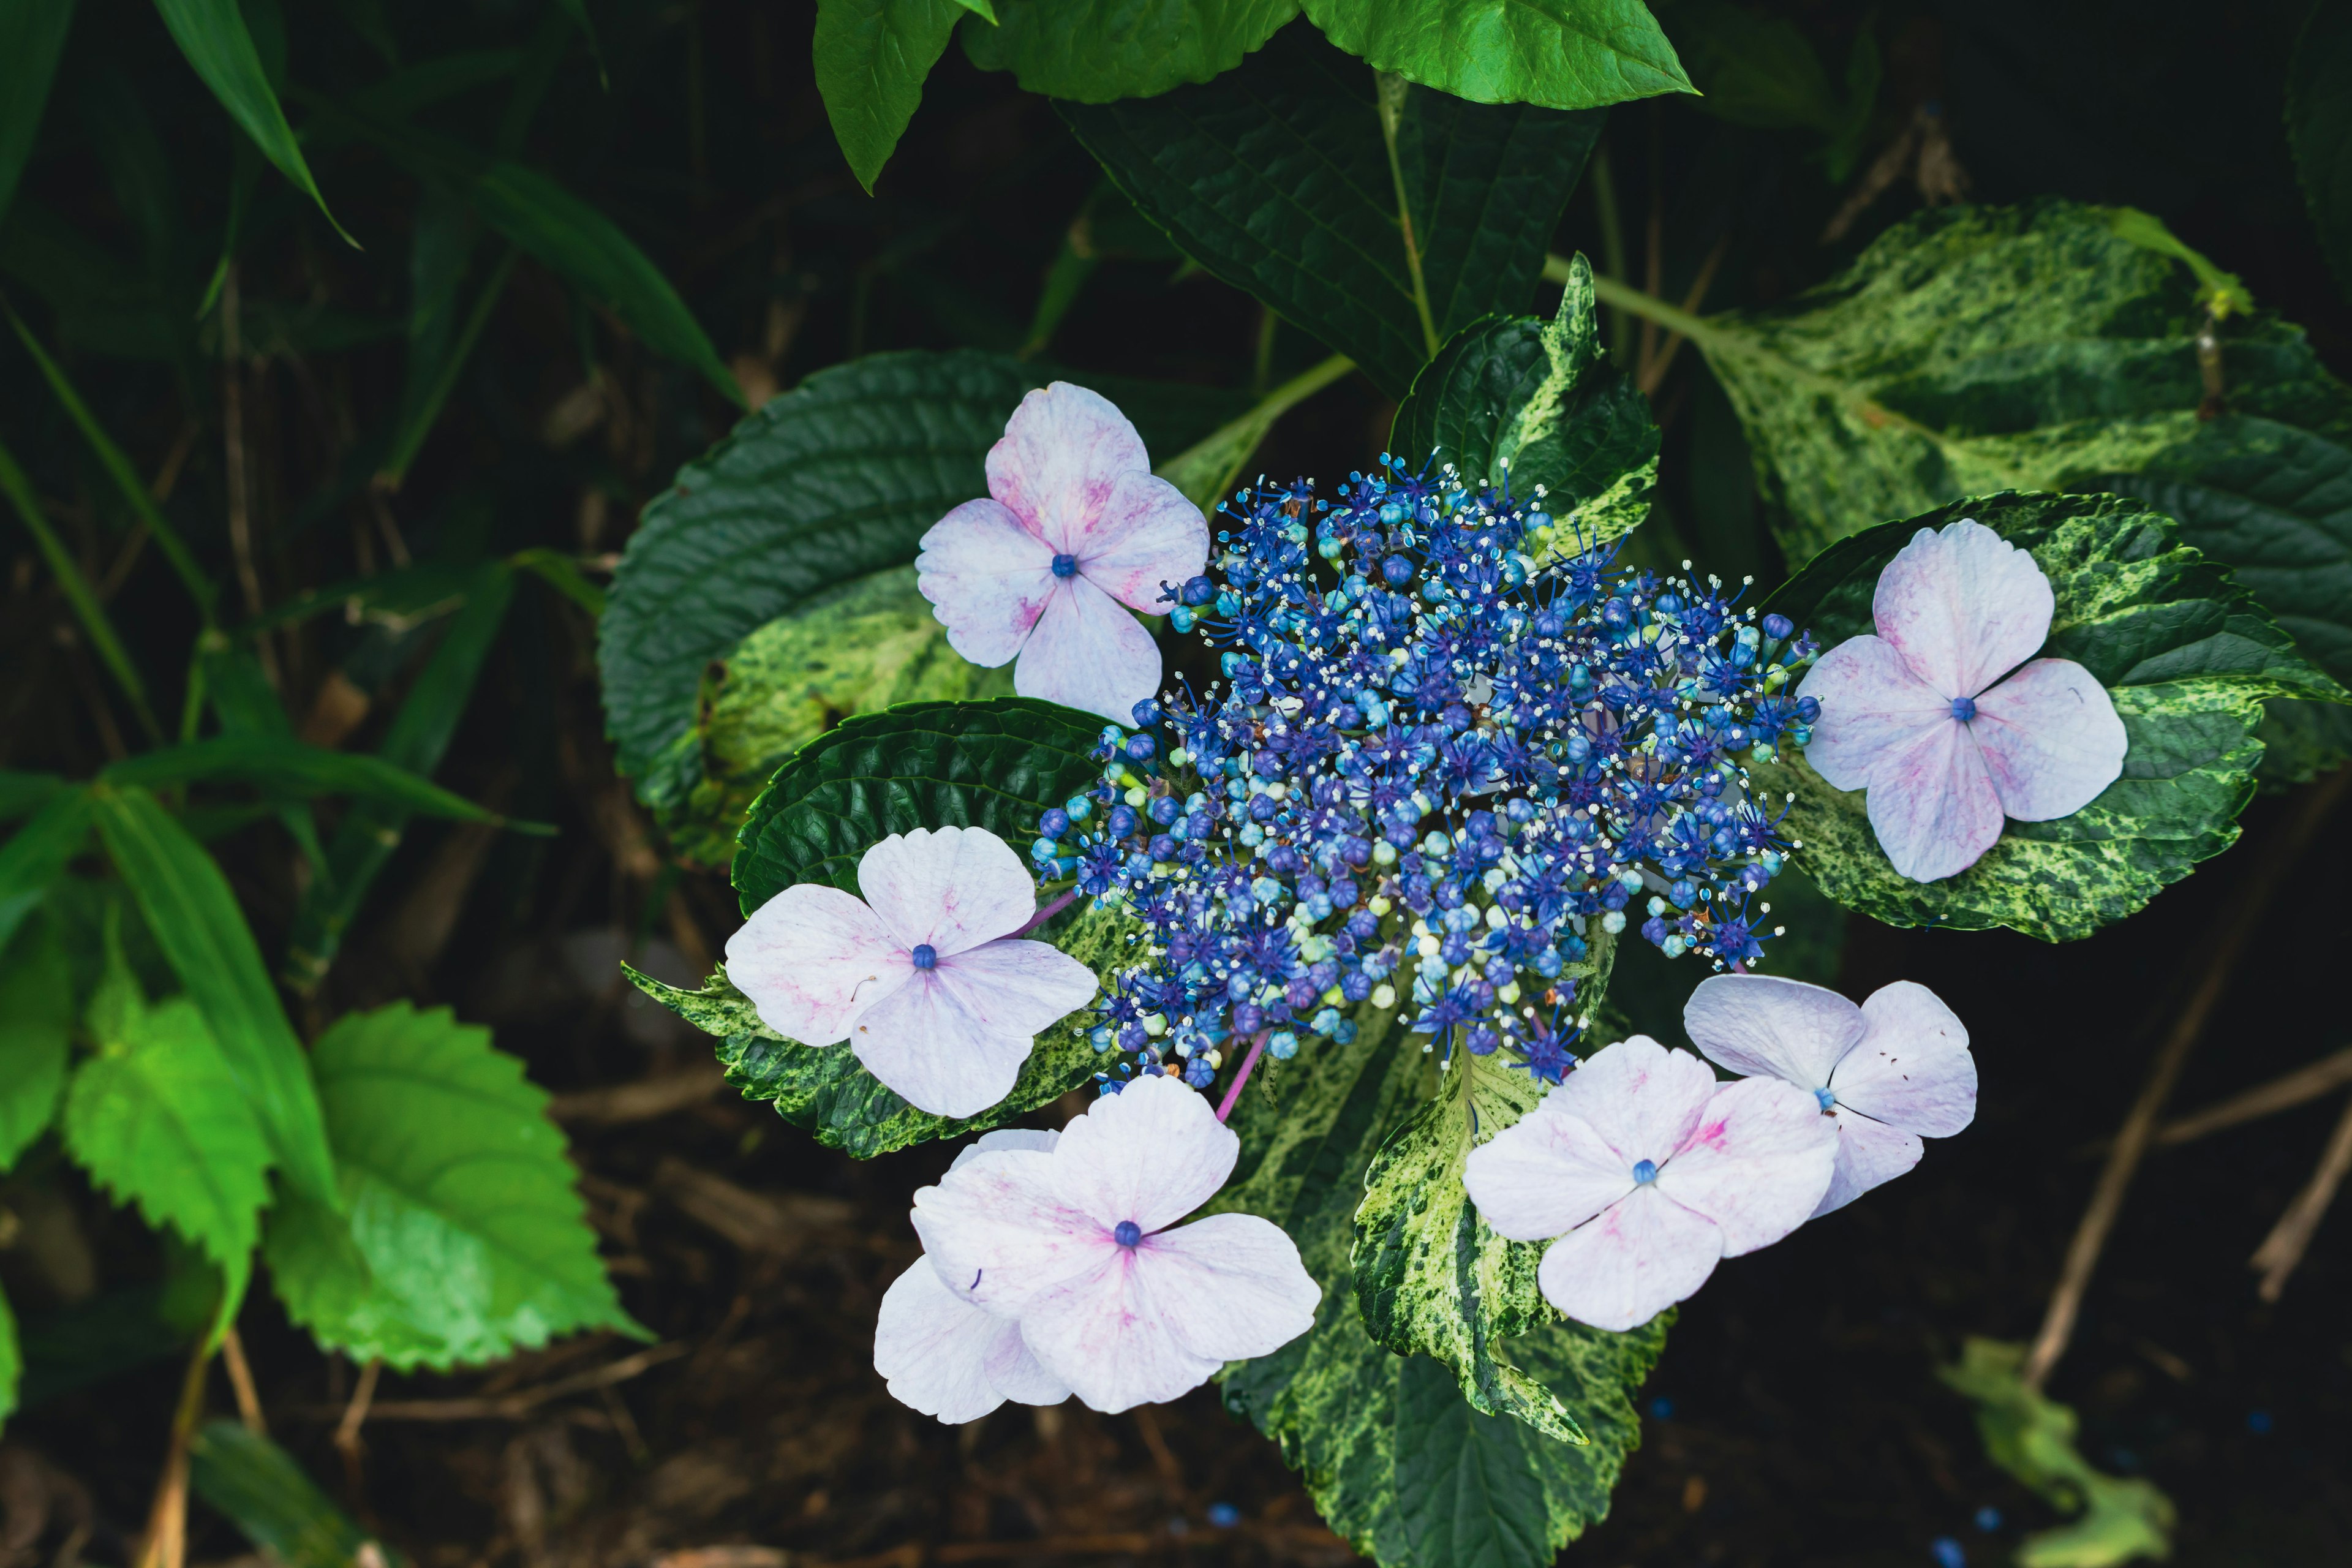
1014,886,1080,939
1215,1030,1271,1123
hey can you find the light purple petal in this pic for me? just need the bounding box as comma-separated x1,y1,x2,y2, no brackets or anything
725,883,908,1045
1076,470,1208,612
1682,973,1864,1091
1830,981,1977,1138
1463,1099,1638,1242
1013,575,1163,725
937,937,1099,1036
1863,714,2005,883
981,1322,1073,1407
1871,518,2054,698
1016,1249,1225,1413
1812,1110,1924,1217
1971,657,2128,821
1794,635,1950,791
873,1255,1014,1423
911,1148,1106,1316
986,382,1152,554
1536,1187,1722,1333
1548,1035,1717,1167
857,826,1036,957
1653,1076,1837,1256
850,967,1038,1118
948,1126,1061,1175
916,497,1058,668
1138,1213,1320,1362
1049,1072,1235,1235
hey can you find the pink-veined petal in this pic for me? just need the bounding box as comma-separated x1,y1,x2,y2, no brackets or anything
982,1324,1073,1407
1654,1076,1837,1256
1016,1249,1226,1413
1830,981,1977,1138
1871,518,2055,698
1813,1110,1925,1217
913,1148,1107,1316
1138,1213,1320,1362
1463,1099,1638,1242
873,1256,1014,1424
850,968,1034,1118
916,497,1058,668
1077,470,1208,612
1794,635,1951,791
1014,576,1163,725
1536,1187,1723,1333
937,938,1099,1036
1864,714,2005,883
1548,1036,1718,1167
1049,1072,1235,1234
1971,657,2128,821
986,382,1152,554
949,1126,1061,1174
1683,973,1865,1092
858,826,1036,957
725,884,908,1045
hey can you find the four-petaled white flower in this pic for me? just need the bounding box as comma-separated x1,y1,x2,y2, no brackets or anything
1462,1036,1838,1332
1796,517,2127,883
917,382,1208,725
907,1073,1319,1414
1684,973,1975,1216
725,825,1098,1118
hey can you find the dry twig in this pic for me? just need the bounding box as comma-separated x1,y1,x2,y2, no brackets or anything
2248,1091,2352,1302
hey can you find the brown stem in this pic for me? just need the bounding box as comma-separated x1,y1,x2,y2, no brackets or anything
2249,1090,2352,1302
134,1336,213,1568
220,1327,266,1434
219,266,276,684
1635,235,1730,398
334,1358,381,1499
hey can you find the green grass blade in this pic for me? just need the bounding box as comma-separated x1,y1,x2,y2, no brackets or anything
376,247,518,488
153,0,354,244
0,0,76,230
0,435,161,742
102,736,548,831
0,786,93,954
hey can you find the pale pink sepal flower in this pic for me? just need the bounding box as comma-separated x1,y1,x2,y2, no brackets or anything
918,382,1208,724
1795,518,2127,883
1684,973,1975,1217
725,826,1098,1119
873,1130,1072,1423
1462,1036,1837,1332
908,1074,1318,1414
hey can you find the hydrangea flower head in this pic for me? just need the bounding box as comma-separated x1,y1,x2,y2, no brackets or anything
725,825,1098,1117
1796,518,2126,882
1685,973,1975,1215
918,383,1209,724
1462,1035,1838,1330
908,1073,1318,1412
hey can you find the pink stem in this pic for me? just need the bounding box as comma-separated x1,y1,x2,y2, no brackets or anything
1012,886,1081,938
1216,1030,1272,1123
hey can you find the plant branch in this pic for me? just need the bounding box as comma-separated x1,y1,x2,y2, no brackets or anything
1375,72,1439,359
2249,1090,2352,1302
133,1336,213,1568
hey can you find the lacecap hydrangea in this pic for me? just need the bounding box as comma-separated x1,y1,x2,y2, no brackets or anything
1028,459,1822,1098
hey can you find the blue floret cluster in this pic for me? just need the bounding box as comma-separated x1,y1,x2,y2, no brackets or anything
1030,459,1819,1093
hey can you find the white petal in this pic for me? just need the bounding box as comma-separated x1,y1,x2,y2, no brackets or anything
725,884,908,1045
949,1126,1061,1174
1014,575,1163,725
873,1256,1011,1424
1830,981,1977,1138
916,497,1058,668
1017,1248,1226,1413
1795,634,1953,791
1050,1072,1235,1234
986,382,1152,554
912,1148,1109,1316
850,969,1034,1118
1971,658,2128,821
1682,973,1864,1092
1463,1100,1637,1242
1870,518,2054,698
1863,713,2007,883
1653,1076,1837,1256
1138,1214,1319,1362
982,1322,1073,1407
1548,1036,1719,1167
1536,1188,1723,1333
857,826,1036,957
1812,1110,1925,1217
938,937,1099,1035
1076,469,1208,613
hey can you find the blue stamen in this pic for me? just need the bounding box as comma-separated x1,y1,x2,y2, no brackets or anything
1052,552,1079,578
1631,1158,1659,1185
1950,695,1977,722
910,943,938,970
1114,1219,1143,1247
1814,1086,1836,1112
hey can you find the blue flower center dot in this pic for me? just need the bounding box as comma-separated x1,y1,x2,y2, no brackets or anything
1051,552,1079,579
1950,695,1977,722
1631,1158,1659,1185
1114,1219,1144,1247
910,943,938,970
1815,1086,1836,1112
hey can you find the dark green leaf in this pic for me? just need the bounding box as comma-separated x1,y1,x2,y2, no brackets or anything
102,736,543,831
0,198,183,360
0,435,159,739
1761,491,2348,941
1302,0,1689,110
813,0,968,193
0,0,75,229
154,0,350,242
961,0,1297,102
2288,0,2352,301
730,697,1108,911
89,786,337,1205
191,1422,401,1568
260,1002,641,1370
0,916,72,1171
0,786,93,954
377,182,517,487
1061,26,1604,397
196,643,327,876
245,558,480,632
509,547,608,617
0,772,61,823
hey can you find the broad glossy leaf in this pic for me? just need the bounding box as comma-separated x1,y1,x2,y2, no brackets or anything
190,1422,396,1568
1061,26,1604,397
0,918,70,1171
1301,0,1689,111
1391,256,1656,547
103,736,538,830
961,0,1297,102
153,0,349,241
730,697,1108,910
630,907,1131,1159
2289,0,2352,301
261,1003,640,1370
90,786,337,1204
814,0,968,192
1762,491,2347,941
0,786,92,953
0,0,75,230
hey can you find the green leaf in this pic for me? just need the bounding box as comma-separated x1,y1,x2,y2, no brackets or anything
1390,255,1657,549
89,786,338,1205
153,0,351,243
0,1285,17,1431
0,772,61,823
1761,491,2348,941
0,0,75,231
1061,26,1604,398
632,907,1131,1159
260,1002,640,1371
730,697,1109,910
961,0,1297,102
2288,0,2352,303
1301,0,1690,111
814,0,967,193
0,915,72,1172
190,1421,400,1568
102,736,543,831
0,785,93,954
0,435,160,741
